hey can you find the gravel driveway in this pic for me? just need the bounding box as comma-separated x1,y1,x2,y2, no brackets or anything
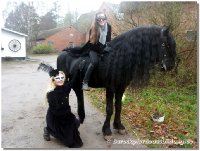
1,54,146,149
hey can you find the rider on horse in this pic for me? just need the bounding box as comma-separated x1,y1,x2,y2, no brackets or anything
81,12,112,91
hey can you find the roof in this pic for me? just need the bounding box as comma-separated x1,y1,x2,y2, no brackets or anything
76,11,96,33
37,26,66,40
37,26,84,41
1,28,27,37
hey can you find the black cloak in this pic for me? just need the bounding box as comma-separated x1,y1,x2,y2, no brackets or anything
46,82,83,148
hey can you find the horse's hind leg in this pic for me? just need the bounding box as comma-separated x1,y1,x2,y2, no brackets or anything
102,88,114,139
113,88,126,134
73,87,85,123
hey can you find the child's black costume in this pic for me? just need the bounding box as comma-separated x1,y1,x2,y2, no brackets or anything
38,63,83,148
46,81,83,148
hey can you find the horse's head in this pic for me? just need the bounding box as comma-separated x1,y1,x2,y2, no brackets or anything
160,27,176,71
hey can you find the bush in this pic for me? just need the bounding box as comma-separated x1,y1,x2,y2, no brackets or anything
31,44,55,54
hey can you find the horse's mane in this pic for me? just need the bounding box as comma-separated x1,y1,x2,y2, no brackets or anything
106,26,164,89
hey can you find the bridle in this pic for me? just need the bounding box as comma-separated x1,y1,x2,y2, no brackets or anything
161,42,168,70
160,28,170,70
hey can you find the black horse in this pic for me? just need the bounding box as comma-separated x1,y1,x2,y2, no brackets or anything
57,25,176,138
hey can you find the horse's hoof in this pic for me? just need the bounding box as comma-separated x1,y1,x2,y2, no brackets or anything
104,135,113,142
118,129,126,135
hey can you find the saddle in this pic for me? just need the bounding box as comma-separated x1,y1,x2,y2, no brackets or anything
63,44,112,58
66,46,112,74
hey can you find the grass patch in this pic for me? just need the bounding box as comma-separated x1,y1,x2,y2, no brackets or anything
86,88,106,113
87,84,197,148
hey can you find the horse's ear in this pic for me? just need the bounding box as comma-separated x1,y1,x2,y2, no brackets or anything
161,26,169,38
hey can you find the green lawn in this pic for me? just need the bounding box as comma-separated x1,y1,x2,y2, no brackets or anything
87,84,197,148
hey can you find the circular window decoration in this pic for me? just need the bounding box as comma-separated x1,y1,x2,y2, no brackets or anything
8,39,21,52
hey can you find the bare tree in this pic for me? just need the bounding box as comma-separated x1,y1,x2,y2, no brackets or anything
4,2,40,50
119,2,151,27
148,2,182,32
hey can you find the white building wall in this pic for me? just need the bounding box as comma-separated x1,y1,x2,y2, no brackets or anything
1,30,26,58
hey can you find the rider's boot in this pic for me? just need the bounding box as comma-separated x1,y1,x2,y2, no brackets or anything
82,63,94,91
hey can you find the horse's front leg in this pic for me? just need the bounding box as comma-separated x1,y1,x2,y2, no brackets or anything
73,86,85,123
113,88,126,134
102,88,114,137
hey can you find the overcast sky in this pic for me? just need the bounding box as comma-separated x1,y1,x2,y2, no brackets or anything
1,0,125,27
1,0,189,27
1,0,195,16
1,0,122,15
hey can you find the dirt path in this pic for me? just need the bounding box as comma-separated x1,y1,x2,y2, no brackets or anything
1,54,146,149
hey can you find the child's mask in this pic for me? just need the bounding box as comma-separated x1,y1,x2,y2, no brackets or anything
53,73,65,86
54,75,65,81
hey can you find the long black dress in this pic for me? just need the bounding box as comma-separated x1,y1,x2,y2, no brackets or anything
46,82,83,148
